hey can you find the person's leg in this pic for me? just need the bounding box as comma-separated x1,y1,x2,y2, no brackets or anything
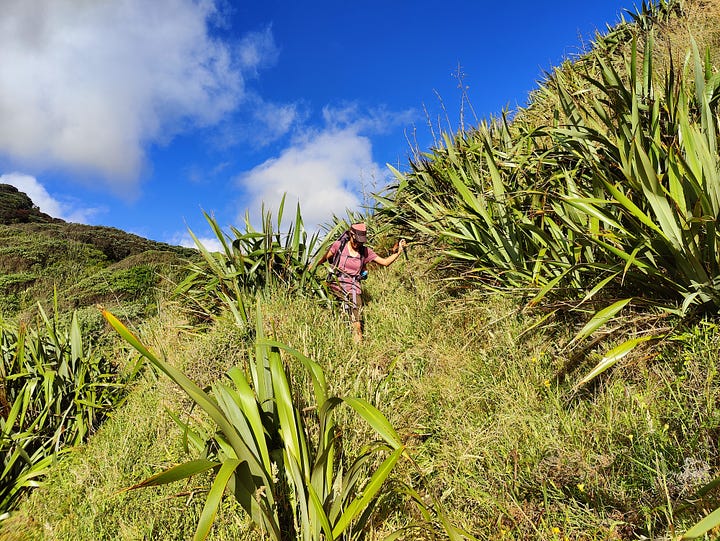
331,284,364,342
350,291,363,343
351,320,362,343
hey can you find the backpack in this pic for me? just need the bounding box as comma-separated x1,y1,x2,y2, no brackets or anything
330,230,368,279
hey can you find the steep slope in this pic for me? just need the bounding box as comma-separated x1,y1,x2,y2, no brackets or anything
0,184,197,318
4,2,720,539
0,184,59,224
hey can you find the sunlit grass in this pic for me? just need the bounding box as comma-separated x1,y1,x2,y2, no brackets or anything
5,253,720,539
1,307,259,541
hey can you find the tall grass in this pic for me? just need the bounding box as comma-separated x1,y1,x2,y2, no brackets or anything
102,303,463,541
6,256,720,539
7,2,720,539
373,3,720,536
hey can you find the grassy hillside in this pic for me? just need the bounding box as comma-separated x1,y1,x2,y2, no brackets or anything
5,1,720,540
4,255,719,540
0,184,197,319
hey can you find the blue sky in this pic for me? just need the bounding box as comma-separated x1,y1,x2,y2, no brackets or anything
0,0,635,249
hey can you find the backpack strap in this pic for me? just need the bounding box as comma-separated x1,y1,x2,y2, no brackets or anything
330,231,367,280
331,230,351,267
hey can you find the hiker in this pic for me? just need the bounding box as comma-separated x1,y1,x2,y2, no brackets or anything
315,223,406,342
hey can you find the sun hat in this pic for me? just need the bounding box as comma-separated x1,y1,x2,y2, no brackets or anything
350,223,367,243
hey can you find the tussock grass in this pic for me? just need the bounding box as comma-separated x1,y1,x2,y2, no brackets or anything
4,253,720,539
253,255,720,539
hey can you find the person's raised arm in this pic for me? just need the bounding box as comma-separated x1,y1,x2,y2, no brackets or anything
373,239,406,267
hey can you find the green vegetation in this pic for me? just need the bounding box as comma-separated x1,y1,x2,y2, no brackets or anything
0,305,139,517
8,260,720,539
4,1,720,539
176,200,330,325
0,207,198,319
380,0,720,384
0,185,56,224
104,305,458,540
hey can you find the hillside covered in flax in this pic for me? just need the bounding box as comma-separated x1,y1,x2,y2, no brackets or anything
3,1,720,540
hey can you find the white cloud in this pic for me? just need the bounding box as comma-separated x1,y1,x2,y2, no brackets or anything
236,127,383,229
0,172,101,223
237,26,279,76
235,104,416,229
0,0,269,189
213,94,303,150
251,100,303,146
322,103,416,134
171,231,224,253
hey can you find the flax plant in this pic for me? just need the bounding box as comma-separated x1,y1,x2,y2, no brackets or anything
382,119,565,291
175,197,328,326
550,34,720,312
103,305,461,540
0,305,135,516
382,19,720,384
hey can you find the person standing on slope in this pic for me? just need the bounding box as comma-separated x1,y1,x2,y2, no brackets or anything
316,222,406,343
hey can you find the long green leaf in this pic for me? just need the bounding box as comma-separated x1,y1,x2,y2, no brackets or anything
307,476,333,540
226,367,271,471
259,339,328,407
332,446,404,538
194,459,241,541
568,298,633,347
126,459,219,490
269,348,307,472
680,505,720,539
576,335,656,388
102,309,276,529
343,397,402,449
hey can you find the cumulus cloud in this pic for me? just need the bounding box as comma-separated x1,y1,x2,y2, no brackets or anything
0,172,101,223
0,0,272,188
236,128,380,229
235,104,416,229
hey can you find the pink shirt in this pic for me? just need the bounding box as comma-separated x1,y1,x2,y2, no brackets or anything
328,240,377,297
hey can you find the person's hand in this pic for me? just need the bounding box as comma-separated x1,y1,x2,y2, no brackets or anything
397,239,407,252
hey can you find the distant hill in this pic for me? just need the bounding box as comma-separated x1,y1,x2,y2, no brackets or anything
0,183,198,319
0,184,60,224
